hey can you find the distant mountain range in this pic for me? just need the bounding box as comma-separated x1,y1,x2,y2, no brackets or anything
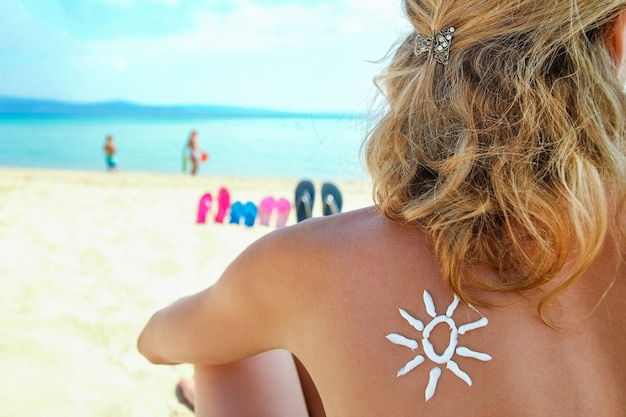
0,96,352,119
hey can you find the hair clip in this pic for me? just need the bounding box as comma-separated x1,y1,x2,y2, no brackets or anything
413,34,432,56
434,27,455,65
412,26,455,66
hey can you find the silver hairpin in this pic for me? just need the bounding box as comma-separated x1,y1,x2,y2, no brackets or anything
412,26,455,66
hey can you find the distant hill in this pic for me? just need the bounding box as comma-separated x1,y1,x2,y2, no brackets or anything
0,96,350,119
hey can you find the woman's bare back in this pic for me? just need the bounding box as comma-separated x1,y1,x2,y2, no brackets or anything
279,208,626,417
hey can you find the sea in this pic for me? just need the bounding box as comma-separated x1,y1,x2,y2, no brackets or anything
0,115,374,181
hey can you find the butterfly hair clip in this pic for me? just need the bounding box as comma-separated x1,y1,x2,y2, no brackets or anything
413,26,456,66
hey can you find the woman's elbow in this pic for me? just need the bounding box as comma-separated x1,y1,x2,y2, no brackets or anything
136,323,172,364
137,328,159,363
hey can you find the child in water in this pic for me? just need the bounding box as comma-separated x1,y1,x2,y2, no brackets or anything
103,135,118,172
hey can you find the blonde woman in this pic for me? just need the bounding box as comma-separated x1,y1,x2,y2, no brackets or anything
138,1,626,415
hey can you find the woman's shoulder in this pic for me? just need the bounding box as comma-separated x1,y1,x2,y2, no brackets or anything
233,206,442,309
272,206,426,246
253,207,434,274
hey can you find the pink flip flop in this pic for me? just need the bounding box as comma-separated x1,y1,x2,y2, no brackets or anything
196,193,213,224
275,197,291,228
214,187,231,223
258,196,276,226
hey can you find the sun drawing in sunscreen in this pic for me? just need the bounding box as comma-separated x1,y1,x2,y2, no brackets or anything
386,290,492,401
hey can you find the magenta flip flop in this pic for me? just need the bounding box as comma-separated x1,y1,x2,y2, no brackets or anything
214,187,231,223
258,196,275,226
275,197,291,227
196,193,212,224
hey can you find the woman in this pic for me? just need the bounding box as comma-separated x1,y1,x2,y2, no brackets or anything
186,129,201,175
138,1,626,415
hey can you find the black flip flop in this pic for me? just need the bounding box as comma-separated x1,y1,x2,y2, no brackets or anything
175,382,194,412
321,182,343,216
295,179,315,222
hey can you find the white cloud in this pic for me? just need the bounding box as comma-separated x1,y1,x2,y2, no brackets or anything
97,0,135,9
148,0,181,7
144,0,408,53
116,58,128,71
97,0,182,8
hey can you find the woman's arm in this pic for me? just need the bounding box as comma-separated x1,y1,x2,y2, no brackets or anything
137,228,303,366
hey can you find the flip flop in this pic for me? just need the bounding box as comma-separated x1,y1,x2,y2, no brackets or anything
196,193,212,224
243,201,257,227
321,182,343,216
215,187,231,223
295,179,315,222
275,197,291,228
258,196,275,226
229,201,244,224
175,382,194,412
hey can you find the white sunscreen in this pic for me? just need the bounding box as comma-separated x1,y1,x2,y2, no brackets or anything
386,290,492,401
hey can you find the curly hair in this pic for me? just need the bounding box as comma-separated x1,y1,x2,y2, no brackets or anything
364,0,626,321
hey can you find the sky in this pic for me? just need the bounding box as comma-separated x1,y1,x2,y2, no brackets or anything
0,0,410,113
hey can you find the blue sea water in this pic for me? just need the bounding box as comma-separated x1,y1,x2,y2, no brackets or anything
0,115,374,181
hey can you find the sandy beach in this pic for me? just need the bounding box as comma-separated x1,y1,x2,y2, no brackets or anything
0,168,373,417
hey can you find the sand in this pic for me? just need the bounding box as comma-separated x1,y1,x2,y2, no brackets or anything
0,167,373,417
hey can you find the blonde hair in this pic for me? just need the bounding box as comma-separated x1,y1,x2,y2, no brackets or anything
365,0,626,319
